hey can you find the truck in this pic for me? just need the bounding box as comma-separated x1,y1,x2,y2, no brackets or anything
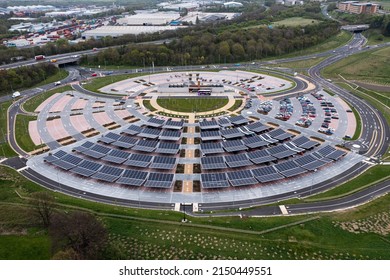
12,91,21,98
35,55,45,60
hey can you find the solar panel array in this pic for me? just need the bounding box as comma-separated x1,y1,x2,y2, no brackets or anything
221,128,244,139
222,139,247,152
116,169,148,186
227,170,258,187
138,127,161,139
159,130,181,141
200,130,222,141
99,132,121,144
225,154,252,168
123,124,143,135
145,117,165,127
155,142,180,154
132,139,158,152
43,111,348,191
217,118,231,127
150,156,177,170
242,135,269,149
201,173,229,188
82,144,111,159
144,173,174,188
292,136,319,150
201,156,227,170
124,153,153,168
245,122,269,133
199,119,219,130
229,115,248,125
164,119,184,130
112,135,138,149
268,128,293,141
200,142,224,155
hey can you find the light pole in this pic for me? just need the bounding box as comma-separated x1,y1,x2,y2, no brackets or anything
182,203,187,222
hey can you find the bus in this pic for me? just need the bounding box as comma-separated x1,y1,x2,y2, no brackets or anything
198,89,211,96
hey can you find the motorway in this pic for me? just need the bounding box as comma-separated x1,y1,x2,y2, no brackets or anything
1,32,389,215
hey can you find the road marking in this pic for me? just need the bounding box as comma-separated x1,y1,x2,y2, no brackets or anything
174,203,180,211
17,166,29,172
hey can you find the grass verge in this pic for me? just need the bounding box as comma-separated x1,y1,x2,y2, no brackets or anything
0,101,17,157
15,114,45,152
157,97,229,113
305,165,390,201
83,73,148,93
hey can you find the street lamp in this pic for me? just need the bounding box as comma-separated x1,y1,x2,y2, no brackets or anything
182,203,187,222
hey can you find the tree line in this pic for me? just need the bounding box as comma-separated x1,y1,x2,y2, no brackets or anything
1,3,330,64
81,21,340,67
0,63,59,94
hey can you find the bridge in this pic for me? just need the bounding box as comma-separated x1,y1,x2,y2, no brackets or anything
341,25,370,32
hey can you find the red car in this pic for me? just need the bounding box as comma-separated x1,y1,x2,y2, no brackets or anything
91,73,97,77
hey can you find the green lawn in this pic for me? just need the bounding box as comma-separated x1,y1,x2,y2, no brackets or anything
15,114,43,152
0,101,17,157
272,17,322,27
143,100,157,112
322,46,390,85
270,56,327,70
0,235,51,260
1,164,390,259
227,99,243,112
306,165,390,201
157,97,229,113
83,73,147,93
23,85,72,113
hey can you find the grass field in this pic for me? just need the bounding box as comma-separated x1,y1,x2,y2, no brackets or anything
0,101,17,157
23,85,72,113
272,17,322,27
83,73,147,93
1,164,390,259
143,100,157,112
322,46,390,85
270,56,327,70
306,165,390,201
157,98,229,113
15,114,44,152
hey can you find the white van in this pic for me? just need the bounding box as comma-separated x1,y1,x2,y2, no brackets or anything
12,91,21,98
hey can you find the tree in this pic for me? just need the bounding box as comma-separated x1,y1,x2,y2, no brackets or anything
49,211,108,260
29,192,55,228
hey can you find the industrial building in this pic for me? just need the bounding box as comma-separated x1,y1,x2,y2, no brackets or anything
117,12,181,26
82,25,185,39
337,1,378,14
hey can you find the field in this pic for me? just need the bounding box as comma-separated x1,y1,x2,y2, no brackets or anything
322,46,390,85
83,73,148,93
1,164,390,260
272,17,321,27
0,101,17,157
270,57,327,70
157,98,229,113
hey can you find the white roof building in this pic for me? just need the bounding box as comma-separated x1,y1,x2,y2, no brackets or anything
223,2,243,8
117,12,180,26
82,26,186,39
